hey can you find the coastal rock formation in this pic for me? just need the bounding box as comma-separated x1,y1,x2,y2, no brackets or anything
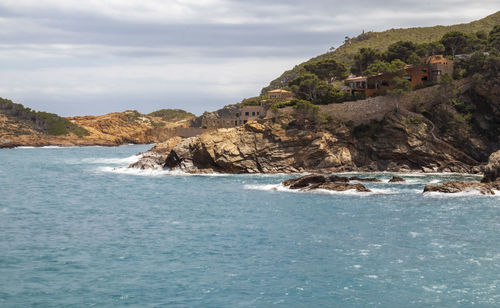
348,176,381,182
162,122,355,173
129,137,182,170
482,150,500,183
138,109,481,174
423,181,500,195
282,174,371,192
0,108,192,148
423,150,500,195
389,176,405,182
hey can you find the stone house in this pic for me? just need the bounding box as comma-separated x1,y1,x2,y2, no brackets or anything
267,89,294,100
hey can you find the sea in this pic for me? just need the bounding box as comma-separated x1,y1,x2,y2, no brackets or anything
1,145,499,307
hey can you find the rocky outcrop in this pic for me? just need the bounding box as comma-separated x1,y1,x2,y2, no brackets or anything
147,109,484,174
128,137,183,170
423,181,500,195
423,150,500,194
482,150,500,183
282,174,371,192
161,121,355,173
389,176,405,183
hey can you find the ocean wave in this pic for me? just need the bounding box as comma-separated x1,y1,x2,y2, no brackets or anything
243,184,410,195
96,166,173,176
423,189,500,198
95,165,203,177
82,154,143,165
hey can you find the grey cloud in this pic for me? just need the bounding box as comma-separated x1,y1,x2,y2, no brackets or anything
0,1,498,116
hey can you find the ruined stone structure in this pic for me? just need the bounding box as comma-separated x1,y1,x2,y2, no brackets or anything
200,104,266,129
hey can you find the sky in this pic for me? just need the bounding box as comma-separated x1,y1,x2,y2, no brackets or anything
0,1,498,116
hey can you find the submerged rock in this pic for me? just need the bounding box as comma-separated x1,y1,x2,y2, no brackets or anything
348,176,382,182
282,174,371,193
423,181,499,195
389,176,405,183
282,174,326,189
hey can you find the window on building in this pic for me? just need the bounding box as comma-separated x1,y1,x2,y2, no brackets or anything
243,120,247,124
236,113,239,117
252,112,255,116
257,112,260,115
245,112,249,116
239,120,242,124
235,120,238,125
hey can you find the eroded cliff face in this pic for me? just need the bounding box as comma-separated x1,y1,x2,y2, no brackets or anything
163,122,354,173
0,111,191,148
133,110,485,174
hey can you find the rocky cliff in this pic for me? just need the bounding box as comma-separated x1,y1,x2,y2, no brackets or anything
132,109,486,174
0,109,192,148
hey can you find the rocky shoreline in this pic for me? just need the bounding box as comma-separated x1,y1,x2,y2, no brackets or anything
129,118,487,175
127,123,500,195
423,150,500,195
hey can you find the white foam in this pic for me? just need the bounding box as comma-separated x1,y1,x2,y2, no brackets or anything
15,145,91,149
423,188,499,198
83,154,143,165
244,184,371,195
243,184,421,196
409,232,421,238
96,166,181,177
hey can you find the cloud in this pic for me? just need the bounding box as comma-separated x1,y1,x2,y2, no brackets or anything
0,0,498,115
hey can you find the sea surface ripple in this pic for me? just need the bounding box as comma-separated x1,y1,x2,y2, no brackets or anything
1,145,499,307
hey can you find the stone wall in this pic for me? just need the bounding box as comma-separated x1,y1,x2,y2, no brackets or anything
319,85,439,125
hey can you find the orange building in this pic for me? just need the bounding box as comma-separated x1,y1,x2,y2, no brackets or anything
403,55,453,87
345,55,453,97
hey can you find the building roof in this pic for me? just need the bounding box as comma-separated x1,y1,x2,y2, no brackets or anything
426,55,449,64
345,76,367,82
267,88,292,94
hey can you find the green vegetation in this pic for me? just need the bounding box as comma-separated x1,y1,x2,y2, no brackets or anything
351,48,382,75
292,100,321,129
304,59,348,81
440,31,469,58
148,109,195,121
241,97,263,106
406,116,424,126
0,97,89,137
263,11,500,93
387,77,412,95
353,120,384,139
364,59,406,75
124,110,143,123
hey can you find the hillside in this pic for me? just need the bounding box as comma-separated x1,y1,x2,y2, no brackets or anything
262,11,500,93
0,99,195,147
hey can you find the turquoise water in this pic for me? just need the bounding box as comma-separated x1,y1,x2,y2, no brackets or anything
1,145,499,307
